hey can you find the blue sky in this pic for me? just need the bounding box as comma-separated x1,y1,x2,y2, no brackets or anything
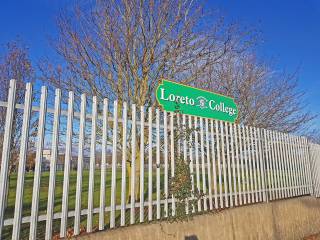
0,0,319,131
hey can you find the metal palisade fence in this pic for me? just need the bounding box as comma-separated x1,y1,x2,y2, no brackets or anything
0,80,319,239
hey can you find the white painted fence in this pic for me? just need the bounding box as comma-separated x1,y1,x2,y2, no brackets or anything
0,80,319,239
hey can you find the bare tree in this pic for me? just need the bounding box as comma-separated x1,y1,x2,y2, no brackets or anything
201,53,314,133
0,40,35,172
40,0,256,199
304,128,320,144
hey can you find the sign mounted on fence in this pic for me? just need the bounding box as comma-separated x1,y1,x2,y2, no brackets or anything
156,79,238,123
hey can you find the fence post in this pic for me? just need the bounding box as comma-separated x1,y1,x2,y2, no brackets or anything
0,80,16,239
74,94,87,235
110,100,118,228
139,106,145,222
130,104,137,223
87,96,98,232
45,88,61,240
261,129,270,203
99,98,108,230
120,102,127,226
59,91,74,238
12,83,33,240
306,139,315,197
29,86,48,240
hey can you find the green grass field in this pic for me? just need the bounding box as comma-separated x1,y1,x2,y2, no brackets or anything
2,167,288,239
3,169,144,239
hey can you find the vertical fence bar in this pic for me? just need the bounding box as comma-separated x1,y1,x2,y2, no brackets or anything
279,133,288,196
74,94,87,235
250,127,261,202
315,145,320,196
314,145,320,196
304,138,313,195
289,134,297,196
289,135,298,196
221,121,228,207
163,111,169,217
177,114,181,159
210,120,218,208
194,117,202,211
183,115,189,214
59,91,74,238
302,138,309,194
87,96,97,232
99,98,108,230
250,127,258,202
30,86,48,240
316,145,320,197
200,118,207,211
156,108,161,219
148,108,153,220
284,133,292,197
268,131,275,200
253,128,261,202
12,83,33,240
270,131,279,199
130,104,137,224
275,130,282,199
234,124,241,206
299,137,307,194
189,116,196,213
140,106,145,222
230,123,237,206
315,145,319,196
45,89,61,240
274,132,282,198
298,137,305,194
120,102,127,226
170,112,176,216
315,145,320,197
277,132,286,198
263,130,271,201
243,126,250,203
226,123,233,207
284,133,294,197
247,127,255,203
294,136,302,195
310,144,314,195
276,132,285,198
303,138,311,194
256,129,269,202
299,137,306,194
257,128,266,202
0,80,16,238
312,145,318,196
183,115,187,164
238,125,246,204
216,121,223,208
110,100,118,228
297,136,304,195
205,119,213,210
280,132,290,198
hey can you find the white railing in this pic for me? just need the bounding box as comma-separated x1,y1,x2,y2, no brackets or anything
0,80,319,239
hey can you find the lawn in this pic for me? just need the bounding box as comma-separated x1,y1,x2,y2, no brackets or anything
2,167,286,239
3,169,148,239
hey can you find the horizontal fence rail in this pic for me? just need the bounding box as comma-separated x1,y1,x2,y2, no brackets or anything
0,79,319,239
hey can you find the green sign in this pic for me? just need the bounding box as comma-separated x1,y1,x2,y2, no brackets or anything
156,79,238,123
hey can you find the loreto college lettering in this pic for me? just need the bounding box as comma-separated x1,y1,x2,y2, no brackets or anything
156,79,238,123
